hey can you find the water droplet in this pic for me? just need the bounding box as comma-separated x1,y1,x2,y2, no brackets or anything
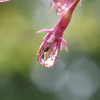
41,49,58,68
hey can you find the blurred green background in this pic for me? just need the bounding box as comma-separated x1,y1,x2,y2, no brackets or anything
0,0,100,100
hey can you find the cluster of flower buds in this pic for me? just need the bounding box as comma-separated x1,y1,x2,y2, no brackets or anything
37,0,81,68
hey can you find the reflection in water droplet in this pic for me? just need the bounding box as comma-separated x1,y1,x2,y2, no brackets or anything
41,48,58,68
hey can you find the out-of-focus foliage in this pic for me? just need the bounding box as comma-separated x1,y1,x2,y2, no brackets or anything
0,0,100,100
0,0,38,77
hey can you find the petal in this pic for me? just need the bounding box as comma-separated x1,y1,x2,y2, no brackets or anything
36,29,54,41
79,0,82,6
36,29,52,34
61,38,68,52
60,41,63,51
47,34,55,42
0,0,9,2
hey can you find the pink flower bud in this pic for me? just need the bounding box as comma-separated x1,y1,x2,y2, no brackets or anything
36,0,81,68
